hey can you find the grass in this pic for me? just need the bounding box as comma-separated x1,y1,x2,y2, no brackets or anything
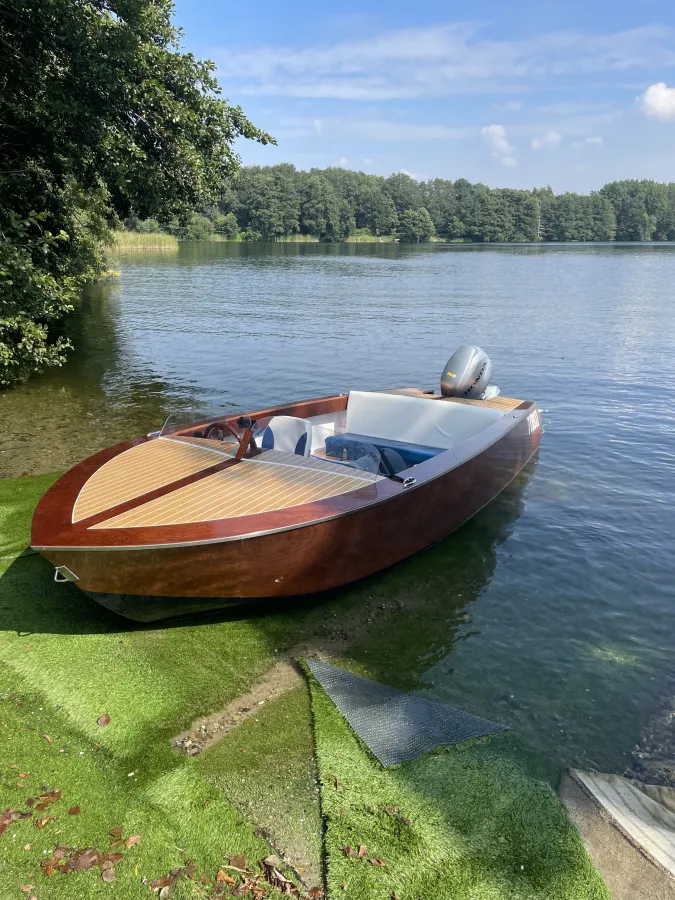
307,668,609,900
107,231,179,251
0,471,607,898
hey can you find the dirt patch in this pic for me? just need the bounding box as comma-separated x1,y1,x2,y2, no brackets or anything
172,594,407,756
172,660,303,755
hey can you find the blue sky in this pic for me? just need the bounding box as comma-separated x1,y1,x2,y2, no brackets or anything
173,0,675,191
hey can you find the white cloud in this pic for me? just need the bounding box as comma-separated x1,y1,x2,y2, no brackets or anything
214,23,675,101
504,100,524,111
337,156,348,167
274,116,473,142
530,130,562,149
571,135,604,147
639,82,675,120
481,124,517,166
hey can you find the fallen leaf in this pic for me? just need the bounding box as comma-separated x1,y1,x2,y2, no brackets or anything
109,827,124,837
97,714,111,727
308,889,324,898
216,870,236,885
54,844,72,859
357,845,367,859
16,780,26,788
68,806,80,816
341,884,349,891
342,846,355,858
20,887,33,893
110,839,125,848
391,893,399,900
43,735,53,743
18,773,28,779
229,854,246,870
368,858,386,866
102,867,116,882
104,852,124,863
340,807,345,816
36,816,57,829
124,834,141,848
23,844,31,851
26,798,34,807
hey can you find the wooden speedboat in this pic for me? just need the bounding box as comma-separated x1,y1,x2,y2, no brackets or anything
31,347,543,621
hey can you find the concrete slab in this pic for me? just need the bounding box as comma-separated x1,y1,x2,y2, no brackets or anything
560,769,675,900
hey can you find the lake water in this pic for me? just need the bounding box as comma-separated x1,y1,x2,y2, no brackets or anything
2,241,674,777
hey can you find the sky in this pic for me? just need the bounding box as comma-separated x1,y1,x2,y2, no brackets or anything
173,0,675,192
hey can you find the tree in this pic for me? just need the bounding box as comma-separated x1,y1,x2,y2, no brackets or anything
0,0,272,385
398,208,435,243
299,175,354,241
219,213,240,240
384,173,423,217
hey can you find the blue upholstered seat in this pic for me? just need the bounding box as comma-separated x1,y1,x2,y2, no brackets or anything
325,432,443,469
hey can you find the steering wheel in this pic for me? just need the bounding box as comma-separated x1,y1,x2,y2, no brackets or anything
204,421,241,442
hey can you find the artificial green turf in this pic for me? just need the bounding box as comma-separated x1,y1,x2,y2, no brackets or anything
197,684,323,888
0,473,59,559
0,660,274,898
307,668,609,900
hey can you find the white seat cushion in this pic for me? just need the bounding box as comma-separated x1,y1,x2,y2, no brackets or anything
345,391,504,450
260,416,312,456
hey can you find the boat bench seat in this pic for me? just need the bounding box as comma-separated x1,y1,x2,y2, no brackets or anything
325,432,444,468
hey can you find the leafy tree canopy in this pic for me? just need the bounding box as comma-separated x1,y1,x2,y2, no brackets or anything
0,0,272,386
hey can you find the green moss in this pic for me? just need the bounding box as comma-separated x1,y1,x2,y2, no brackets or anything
307,669,609,900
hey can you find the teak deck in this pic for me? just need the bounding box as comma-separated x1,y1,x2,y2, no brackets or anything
91,449,378,528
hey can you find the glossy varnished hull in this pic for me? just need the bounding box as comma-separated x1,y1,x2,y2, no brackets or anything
33,396,542,621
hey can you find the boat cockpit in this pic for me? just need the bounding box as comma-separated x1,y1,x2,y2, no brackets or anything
162,346,520,481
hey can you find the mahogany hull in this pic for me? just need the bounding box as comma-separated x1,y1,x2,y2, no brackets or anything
34,404,542,621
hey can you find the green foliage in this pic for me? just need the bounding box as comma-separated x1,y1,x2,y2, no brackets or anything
0,0,271,386
135,218,163,234
219,212,240,240
399,207,436,243
0,211,78,386
208,167,671,247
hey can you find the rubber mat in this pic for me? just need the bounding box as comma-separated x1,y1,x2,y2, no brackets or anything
306,658,509,767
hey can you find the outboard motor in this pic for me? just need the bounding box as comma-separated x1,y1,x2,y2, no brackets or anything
440,345,500,400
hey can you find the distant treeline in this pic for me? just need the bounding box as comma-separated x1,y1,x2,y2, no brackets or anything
126,166,675,244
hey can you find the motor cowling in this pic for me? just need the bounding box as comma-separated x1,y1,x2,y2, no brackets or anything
440,345,499,400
